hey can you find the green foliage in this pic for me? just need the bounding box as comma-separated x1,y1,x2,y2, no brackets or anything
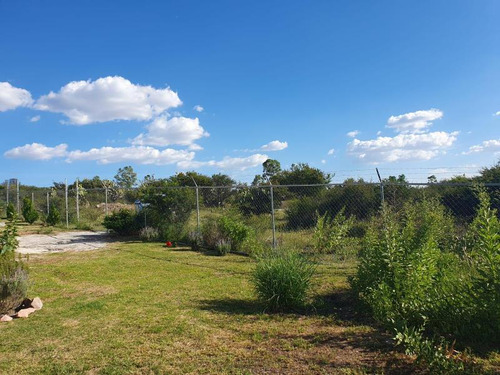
46,206,61,226
313,209,354,255
0,217,28,314
6,202,16,220
22,197,39,224
102,209,139,235
215,239,231,256
252,250,315,312
114,166,137,189
217,216,251,251
262,158,281,182
277,163,331,197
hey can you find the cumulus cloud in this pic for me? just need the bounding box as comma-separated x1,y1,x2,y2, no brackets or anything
463,139,500,155
30,115,40,122
260,140,288,151
178,153,268,171
0,82,33,111
348,131,459,163
34,76,182,125
386,108,443,133
347,130,360,138
132,116,209,147
495,111,500,116
4,143,68,160
193,105,204,112
327,148,335,155
66,146,194,165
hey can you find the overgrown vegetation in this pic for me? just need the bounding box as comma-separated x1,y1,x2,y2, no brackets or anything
22,197,39,224
45,205,61,226
103,209,139,235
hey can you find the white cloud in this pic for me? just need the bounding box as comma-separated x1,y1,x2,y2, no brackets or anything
348,131,459,163
193,105,204,112
347,130,360,138
387,108,443,133
327,148,335,155
132,116,209,147
178,153,268,171
66,146,194,165
495,111,500,116
321,159,326,164
260,140,288,151
4,143,68,160
463,139,500,155
30,115,40,122
0,82,33,111
34,76,182,125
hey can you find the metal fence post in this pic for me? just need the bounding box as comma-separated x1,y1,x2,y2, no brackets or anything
376,168,384,204
16,180,20,214
31,192,34,204
46,192,50,215
65,179,69,228
76,178,80,223
195,186,200,233
270,185,277,249
6,180,9,205
105,187,108,216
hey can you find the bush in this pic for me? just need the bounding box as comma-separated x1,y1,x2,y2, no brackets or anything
139,226,160,242
102,209,139,235
22,197,39,224
46,206,61,226
313,209,354,255
0,216,28,315
6,203,15,220
217,216,251,251
215,239,231,256
252,250,315,312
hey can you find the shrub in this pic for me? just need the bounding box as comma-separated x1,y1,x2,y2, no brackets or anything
313,209,354,255
22,197,39,224
201,217,223,249
215,239,231,256
102,209,139,235
252,250,315,312
6,203,15,220
0,216,28,315
139,226,160,242
46,205,61,226
188,230,203,251
217,216,251,251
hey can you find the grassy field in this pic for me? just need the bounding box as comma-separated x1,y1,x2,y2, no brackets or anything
0,241,424,375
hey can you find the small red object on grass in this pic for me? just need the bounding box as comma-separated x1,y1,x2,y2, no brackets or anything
165,241,173,248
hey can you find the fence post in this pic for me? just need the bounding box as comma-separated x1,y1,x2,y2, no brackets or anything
6,180,9,205
270,185,277,249
76,178,80,223
31,192,34,204
16,180,20,214
46,191,50,215
65,179,69,228
105,187,108,216
376,168,384,204
189,177,200,233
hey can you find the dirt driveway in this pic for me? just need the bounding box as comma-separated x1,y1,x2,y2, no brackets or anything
16,231,113,254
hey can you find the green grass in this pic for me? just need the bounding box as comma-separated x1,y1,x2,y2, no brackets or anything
0,242,421,374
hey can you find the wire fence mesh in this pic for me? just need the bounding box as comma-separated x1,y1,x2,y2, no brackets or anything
1,181,499,251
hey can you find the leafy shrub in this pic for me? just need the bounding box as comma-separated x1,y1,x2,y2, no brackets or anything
102,209,139,235
188,230,203,251
0,216,28,314
313,209,354,254
46,206,61,226
217,216,251,251
139,226,160,242
252,250,315,312
6,203,15,220
22,197,39,224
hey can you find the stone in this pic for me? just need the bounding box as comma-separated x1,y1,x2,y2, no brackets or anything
31,297,43,310
16,307,35,318
1,314,13,322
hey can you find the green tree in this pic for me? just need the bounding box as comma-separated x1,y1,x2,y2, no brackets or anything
21,197,39,224
46,206,61,226
114,166,137,189
262,159,281,182
6,203,15,220
277,163,331,197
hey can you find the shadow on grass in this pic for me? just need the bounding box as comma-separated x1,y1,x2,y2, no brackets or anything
199,298,265,315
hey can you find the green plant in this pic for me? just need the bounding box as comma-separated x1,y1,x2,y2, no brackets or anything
215,239,231,256
313,208,354,255
22,197,39,224
217,216,251,251
252,250,315,312
139,226,160,242
6,202,15,220
102,209,139,235
0,215,19,256
46,205,61,226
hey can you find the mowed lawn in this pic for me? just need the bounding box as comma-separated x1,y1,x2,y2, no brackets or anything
0,242,418,375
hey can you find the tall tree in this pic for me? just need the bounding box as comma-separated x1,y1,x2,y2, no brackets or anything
114,166,137,189
262,159,281,182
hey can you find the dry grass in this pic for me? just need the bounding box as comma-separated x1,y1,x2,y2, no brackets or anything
0,242,423,374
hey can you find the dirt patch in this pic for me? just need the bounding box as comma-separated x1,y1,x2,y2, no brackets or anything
16,231,113,255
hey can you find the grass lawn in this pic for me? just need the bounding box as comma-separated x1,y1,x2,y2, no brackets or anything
0,242,421,374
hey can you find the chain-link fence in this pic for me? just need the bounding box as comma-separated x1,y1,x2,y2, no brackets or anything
1,181,499,251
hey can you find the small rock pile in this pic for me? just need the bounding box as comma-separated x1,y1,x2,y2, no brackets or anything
0,297,43,322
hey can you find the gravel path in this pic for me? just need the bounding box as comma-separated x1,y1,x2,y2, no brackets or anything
16,231,113,254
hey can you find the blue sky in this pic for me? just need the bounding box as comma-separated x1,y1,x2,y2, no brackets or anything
0,0,499,186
